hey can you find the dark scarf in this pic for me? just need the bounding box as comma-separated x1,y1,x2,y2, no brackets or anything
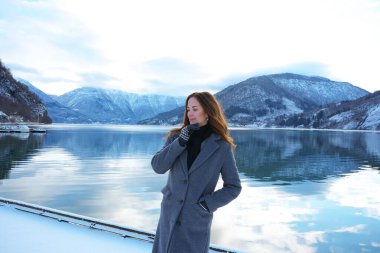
186,123,213,169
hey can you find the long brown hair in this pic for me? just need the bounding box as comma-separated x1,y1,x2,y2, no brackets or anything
167,91,236,149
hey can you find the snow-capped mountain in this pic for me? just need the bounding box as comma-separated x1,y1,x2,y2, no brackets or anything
56,87,185,123
141,73,369,126
56,87,130,123
217,73,368,125
269,73,366,105
0,60,51,123
9,71,375,129
16,78,90,123
276,90,380,130
11,78,185,124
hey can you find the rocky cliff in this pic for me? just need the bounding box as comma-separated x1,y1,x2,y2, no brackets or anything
0,60,51,123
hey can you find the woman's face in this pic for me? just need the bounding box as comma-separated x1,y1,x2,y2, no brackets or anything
187,97,208,127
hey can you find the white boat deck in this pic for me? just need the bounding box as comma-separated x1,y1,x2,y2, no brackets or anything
0,197,239,253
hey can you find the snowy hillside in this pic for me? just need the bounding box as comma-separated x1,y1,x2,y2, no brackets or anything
16,78,90,123
56,87,185,123
16,78,57,105
0,60,51,123
269,73,368,105
104,90,184,121
216,73,368,125
57,87,131,123
141,73,369,126
11,72,373,128
276,91,380,130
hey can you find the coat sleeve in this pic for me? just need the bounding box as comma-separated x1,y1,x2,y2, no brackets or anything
151,133,186,174
203,145,242,212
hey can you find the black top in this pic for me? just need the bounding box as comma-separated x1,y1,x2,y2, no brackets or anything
186,123,213,169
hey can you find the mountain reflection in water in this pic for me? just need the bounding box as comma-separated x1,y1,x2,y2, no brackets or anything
1,125,379,253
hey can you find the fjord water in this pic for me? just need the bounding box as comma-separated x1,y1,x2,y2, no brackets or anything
1,125,380,253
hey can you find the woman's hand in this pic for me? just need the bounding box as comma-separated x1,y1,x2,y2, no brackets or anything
178,123,200,146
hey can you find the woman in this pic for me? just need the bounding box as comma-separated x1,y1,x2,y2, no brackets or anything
151,92,242,253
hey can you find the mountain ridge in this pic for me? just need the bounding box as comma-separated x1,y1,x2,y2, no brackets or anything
10,70,377,130
16,78,90,123
140,73,371,129
55,87,185,123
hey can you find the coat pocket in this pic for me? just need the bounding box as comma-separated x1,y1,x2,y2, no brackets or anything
194,202,212,217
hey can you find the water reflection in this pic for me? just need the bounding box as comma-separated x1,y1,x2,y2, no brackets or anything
43,128,164,159
1,126,380,253
233,130,380,182
0,125,169,232
0,133,45,180
326,167,380,220
213,165,380,252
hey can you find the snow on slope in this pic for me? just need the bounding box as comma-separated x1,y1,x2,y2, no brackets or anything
362,104,380,130
57,87,185,123
269,73,368,105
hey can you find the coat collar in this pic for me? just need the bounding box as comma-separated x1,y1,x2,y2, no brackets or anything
180,133,221,176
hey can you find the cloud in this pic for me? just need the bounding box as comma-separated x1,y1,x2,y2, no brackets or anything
2,0,380,95
79,72,119,86
138,57,218,95
199,62,330,94
140,58,205,77
5,63,40,75
334,224,366,234
255,62,330,79
143,78,216,97
0,0,106,94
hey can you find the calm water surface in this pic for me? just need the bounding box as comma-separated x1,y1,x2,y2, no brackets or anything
1,124,380,253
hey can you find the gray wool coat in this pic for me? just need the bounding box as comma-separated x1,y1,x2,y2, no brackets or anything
151,132,242,253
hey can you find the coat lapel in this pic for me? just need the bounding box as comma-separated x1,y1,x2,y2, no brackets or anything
188,133,220,175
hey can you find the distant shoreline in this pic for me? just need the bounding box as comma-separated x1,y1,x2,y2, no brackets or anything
2,122,376,133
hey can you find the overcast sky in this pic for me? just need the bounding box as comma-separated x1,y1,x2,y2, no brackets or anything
1,0,379,96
